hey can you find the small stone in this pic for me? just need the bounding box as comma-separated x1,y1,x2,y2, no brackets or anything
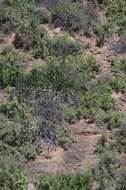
54,27,61,34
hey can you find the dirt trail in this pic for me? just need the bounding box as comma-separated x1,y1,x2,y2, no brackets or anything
64,120,101,173
27,120,101,180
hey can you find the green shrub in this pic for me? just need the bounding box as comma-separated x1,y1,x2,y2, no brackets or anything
56,121,73,147
0,126,22,147
96,142,119,190
78,82,114,122
50,35,83,56
19,144,37,161
111,56,126,92
95,24,105,47
52,1,94,33
0,49,24,87
0,159,27,190
107,0,126,35
0,0,35,33
0,123,39,161
116,116,126,150
111,55,126,73
84,55,100,74
93,109,106,125
106,111,123,129
65,107,78,124
0,95,28,121
35,171,93,190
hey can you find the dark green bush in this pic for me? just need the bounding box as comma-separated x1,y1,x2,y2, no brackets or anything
0,49,24,87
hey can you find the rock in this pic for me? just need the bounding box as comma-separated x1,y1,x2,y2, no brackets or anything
54,27,61,34
28,183,35,190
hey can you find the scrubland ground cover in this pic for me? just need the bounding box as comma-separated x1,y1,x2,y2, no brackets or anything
0,0,126,189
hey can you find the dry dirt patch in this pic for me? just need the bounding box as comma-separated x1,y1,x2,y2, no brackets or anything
27,120,101,178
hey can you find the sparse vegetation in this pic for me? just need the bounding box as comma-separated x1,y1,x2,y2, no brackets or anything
0,0,126,189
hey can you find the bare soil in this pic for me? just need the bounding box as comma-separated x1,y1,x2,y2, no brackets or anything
27,120,101,180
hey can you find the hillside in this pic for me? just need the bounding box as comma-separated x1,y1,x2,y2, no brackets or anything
0,0,126,190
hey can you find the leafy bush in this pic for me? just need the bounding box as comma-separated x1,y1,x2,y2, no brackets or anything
21,55,98,95
0,49,24,87
116,116,126,151
52,1,94,33
0,126,22,147
14,16,50,52
111,56,126,92
0,123,40,161
95,137,120,190
107,0,126,35
111,55,126,74
77,82,115,122
50,35,83,56
35,171,93,190
95,24,105,47
0,95,28,121
56,121,73,147
105,111,123,129
0,159,27,190
0,0,35,33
